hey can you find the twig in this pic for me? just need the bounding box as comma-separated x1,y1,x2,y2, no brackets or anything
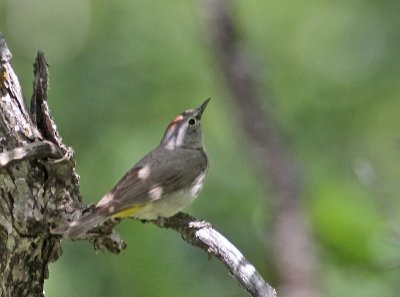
0,140,59,168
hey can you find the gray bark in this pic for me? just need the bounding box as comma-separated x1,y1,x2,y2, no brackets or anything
0,33,66,297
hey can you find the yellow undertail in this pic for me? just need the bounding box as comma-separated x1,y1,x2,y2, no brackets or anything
111,205,144,218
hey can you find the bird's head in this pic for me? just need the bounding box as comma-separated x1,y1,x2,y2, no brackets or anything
161,99,210,150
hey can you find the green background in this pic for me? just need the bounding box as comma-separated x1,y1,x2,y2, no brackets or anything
1,0,400,296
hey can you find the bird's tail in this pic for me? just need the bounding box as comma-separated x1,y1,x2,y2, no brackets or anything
52,211,107,239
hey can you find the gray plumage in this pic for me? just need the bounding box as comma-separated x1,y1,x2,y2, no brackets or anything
55,99,210,238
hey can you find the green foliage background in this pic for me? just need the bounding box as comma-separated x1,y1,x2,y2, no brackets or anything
1,0,400,296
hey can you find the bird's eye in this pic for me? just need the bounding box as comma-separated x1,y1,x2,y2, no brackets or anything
188,118,196,125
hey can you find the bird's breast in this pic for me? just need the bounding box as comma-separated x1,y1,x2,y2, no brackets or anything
133,170,207,220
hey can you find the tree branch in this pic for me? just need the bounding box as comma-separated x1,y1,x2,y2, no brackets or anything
151,213,277,297
75,212,277,297
0,140,59,168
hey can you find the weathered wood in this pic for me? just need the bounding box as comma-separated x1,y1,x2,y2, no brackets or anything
0,32,65,297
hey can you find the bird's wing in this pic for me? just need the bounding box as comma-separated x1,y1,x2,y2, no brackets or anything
95,147,207,216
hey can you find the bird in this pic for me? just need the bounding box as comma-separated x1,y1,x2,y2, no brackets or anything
56,99,210,238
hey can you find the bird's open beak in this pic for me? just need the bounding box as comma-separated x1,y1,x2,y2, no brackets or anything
195,98,211,119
